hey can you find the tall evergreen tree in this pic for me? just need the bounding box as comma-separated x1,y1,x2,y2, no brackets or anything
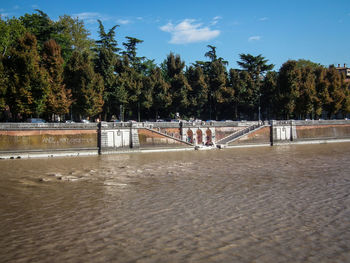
237,53,274,120
295,66,318,119
64,50,104,120
164,53,191,117
261,71,278,119
186,65,208,118
42,39,72,119
277,60,301,119
0,16,26,56
94,20,120,120
3,33,49,120
56,15,94,61
20,10,57,50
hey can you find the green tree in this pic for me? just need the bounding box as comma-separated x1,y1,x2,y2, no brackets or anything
20,10,57,50
164,53,191,117
122,36,144,69
277,60,301,119
323,66,346,118
3,33,49,120
55,15,94,62
94,20,120,120
186,65,208,118
204,46,229,120
42,39,72,119
64,50,104,120
149,67,172,119
0,16,26,56
295,66,318,119
0,55,7,113
237,53,274,120
229,69,255,119
261,71,278,119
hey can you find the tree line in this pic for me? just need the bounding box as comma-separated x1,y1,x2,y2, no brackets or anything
1,10,349,122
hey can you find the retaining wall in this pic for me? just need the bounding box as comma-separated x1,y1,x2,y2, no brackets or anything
1,120,350,158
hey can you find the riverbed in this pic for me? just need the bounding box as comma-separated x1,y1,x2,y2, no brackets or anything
1,143,350,262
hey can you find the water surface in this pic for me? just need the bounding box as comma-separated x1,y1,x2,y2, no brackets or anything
1,143,350,262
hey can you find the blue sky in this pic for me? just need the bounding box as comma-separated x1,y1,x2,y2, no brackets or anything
1,0,349,70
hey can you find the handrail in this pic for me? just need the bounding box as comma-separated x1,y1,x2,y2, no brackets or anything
216,124,262,145
144,127,194,146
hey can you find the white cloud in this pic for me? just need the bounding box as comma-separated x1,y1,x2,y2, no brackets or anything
117,19,130,25
160,19,220,44
248,36,261,42
211,16,222,25
259,17,269,22
74,12,111,24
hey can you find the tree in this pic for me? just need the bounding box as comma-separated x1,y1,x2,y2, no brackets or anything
42,39,72,119
295,66,318,119
164,53,191,117
237,54,274,120
323,66,346,118
229,69,255,119
0,55,7,113
55,15,94,61
64,50,104,120
277,60,301,119
3,33,49,120
20,10,57,50
0,16,26,56
149,67,172,119
94,20,120,120
261,71,278,119
122,36,144,69
204,46,229,120
186,65,208,118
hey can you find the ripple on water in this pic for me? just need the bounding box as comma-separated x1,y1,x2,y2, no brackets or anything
1,143,350,263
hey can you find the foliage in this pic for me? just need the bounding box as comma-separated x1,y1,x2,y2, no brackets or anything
42,39,72,117
3,33,49,120
1,10,349,122
64,51,104,119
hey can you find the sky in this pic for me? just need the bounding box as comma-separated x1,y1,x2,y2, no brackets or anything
1,0,350,70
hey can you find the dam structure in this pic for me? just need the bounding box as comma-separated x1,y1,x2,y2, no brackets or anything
1,119,350,159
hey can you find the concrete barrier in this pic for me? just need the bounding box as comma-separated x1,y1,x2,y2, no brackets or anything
1,120,350,158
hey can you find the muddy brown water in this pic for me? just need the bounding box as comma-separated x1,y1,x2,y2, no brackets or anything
1,143,350,262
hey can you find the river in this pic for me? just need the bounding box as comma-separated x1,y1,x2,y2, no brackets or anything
1,143,350,262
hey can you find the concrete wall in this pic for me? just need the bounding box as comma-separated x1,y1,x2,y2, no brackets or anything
0,123,98,156
271,120,350,144
138,128,188,148
1,120,350,158
228,126,271,146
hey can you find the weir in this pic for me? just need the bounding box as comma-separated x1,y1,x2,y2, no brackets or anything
1,119,350,159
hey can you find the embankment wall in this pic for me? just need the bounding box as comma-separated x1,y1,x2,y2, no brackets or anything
1,120,350,159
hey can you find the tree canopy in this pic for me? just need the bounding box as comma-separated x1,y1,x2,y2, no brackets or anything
0,10,349,122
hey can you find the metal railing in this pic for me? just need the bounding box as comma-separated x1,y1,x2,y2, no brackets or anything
216,124,262,145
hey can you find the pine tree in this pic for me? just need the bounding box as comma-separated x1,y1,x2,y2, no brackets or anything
94,20,120,120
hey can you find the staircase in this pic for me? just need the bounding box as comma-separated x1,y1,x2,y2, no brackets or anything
216,124,265,147
145,128,194,146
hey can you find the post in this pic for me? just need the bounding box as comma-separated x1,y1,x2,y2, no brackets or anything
270,120,274,146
